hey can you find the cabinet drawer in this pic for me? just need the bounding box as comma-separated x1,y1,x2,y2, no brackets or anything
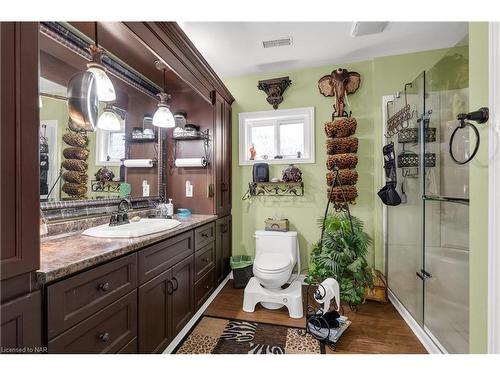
48,290,137,354
138,231,193,284
118,337,137,354
195,243,215,281
194,222,215,251
194,267,215,310
47,253,137,339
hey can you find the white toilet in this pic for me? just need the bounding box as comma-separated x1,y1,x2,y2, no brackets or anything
242,230,303,319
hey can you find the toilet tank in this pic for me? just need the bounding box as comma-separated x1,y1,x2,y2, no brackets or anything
255,230,298,263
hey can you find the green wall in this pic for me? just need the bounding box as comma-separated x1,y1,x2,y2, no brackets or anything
468,22,489,354
225,48,451,273
40,97,120,200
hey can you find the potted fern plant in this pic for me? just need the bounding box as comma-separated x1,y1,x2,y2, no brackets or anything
306,212,373,310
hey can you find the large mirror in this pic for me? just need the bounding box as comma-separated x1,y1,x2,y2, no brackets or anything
39,22,163,203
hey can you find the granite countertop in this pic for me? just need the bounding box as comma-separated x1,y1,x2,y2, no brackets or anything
38,214,217,285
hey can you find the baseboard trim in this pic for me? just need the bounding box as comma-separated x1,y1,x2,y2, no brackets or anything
388,288,444,354
162,272,232,354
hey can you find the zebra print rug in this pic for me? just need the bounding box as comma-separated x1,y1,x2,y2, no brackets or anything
173,316,323,354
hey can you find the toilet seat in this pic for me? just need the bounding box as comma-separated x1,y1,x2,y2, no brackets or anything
254,253,292,273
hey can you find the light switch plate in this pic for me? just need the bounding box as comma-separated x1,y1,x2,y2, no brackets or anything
186,180,193,197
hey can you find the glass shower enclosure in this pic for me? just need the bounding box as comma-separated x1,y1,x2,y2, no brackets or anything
384,42,470,353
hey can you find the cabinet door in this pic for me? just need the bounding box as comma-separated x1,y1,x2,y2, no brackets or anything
1,291,41,351
215,215,232,284
170,255,194,337
138,268,172,353
222,215,232,278
0,22,40,280
214,93,225,215
222,100,232,213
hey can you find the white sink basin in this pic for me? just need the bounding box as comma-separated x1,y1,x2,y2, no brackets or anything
82,218,182,238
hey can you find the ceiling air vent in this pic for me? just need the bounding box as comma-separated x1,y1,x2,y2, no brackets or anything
262,37,293,48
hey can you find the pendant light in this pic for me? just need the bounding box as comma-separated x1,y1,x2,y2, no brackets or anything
152,61,175,128
87,22,116,102
98,103,121,131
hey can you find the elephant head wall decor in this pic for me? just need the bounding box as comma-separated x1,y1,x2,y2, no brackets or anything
318,68,361,116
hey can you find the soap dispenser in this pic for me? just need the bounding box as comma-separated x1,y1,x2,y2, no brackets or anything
166,198,174,219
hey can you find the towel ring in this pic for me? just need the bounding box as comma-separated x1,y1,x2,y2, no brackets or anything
449,121,480,165
449,108,488,165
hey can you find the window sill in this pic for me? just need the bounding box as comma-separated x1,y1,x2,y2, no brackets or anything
239,158,315,166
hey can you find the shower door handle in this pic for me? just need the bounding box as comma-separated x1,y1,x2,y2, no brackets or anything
416,269,432,280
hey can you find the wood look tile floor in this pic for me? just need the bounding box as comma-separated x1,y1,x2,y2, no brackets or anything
204,282,427,354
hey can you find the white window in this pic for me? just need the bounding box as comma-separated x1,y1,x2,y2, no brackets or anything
96,120,126,166
239,107,315,165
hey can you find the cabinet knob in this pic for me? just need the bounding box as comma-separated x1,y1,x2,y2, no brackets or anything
204,284,210,290
99,333,110,343
203,257,210,263
201,233,209,238
167,280,174,295
172,277,179,291
98,282,110,292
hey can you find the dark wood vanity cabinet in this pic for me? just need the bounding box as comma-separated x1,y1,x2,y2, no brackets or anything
0,22,42,352
216,215,232,285
214,93,233,217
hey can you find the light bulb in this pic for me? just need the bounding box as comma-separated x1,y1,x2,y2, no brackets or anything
98,107,121,131
87,64,116,102
152,105,175,128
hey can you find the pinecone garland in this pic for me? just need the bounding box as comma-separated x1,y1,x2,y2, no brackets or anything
63,147,89,160
62,183,88,197
324,117,357,138
328,185,358,204
326,137,358,155
63,132,88,148
326,153,358,170
63,171,88,184
326,169,358,186
62,159,88,172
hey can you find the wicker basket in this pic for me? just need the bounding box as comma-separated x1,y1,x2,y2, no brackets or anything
326,153,358,170
364,269,388,303
327,185,358,203
63,171,88,184
62,183,88,197
326,169,358,186
62,159,88,172
63,132,88,148
326,137,358,155
63,147,89,161
324,117,357,138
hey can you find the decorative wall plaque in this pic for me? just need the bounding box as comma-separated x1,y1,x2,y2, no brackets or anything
257,76,292,109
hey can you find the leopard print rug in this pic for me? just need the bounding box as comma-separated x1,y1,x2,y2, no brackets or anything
174,316,322,354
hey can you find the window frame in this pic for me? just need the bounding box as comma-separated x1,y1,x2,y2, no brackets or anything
95,127,126,166
238,106,315,166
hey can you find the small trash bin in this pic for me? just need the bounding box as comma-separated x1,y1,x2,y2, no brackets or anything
230,255,253,289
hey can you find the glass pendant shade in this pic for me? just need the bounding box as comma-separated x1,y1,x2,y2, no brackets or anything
152,105,176,128
98,107,121,131
87,64,116,102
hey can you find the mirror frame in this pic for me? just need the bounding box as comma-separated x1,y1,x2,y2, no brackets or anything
39,22,167,221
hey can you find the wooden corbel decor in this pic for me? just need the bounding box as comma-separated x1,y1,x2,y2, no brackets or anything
257,76,292,109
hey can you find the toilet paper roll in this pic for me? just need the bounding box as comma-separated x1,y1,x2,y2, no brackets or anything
174,157,207,168
123,159,153,168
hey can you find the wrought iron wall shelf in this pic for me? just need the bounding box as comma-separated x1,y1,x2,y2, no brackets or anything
125,136,158,143
91,180,121,193
244,182,304,199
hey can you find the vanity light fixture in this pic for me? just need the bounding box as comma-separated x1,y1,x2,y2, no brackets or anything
86,22,116,102
97,103,121,131
152,60,175,128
